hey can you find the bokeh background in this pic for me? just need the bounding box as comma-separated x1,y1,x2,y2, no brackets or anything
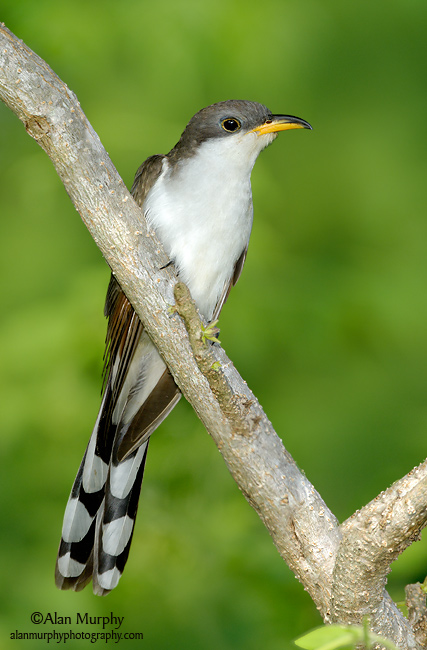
1,1,427,648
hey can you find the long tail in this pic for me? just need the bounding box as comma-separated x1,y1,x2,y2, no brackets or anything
55,418,149,595
93,441,149,595
55,276,179,595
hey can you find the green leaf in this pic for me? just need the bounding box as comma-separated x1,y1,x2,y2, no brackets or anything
294,624,401,650
294,625,359,650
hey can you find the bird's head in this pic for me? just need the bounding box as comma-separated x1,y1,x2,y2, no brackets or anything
168,100,312,170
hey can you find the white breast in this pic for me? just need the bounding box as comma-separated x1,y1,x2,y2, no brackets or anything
144,133,265,320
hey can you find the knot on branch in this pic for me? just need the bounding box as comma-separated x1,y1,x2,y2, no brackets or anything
25,115,50,140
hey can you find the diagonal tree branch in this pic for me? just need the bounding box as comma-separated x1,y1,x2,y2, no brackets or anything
0,19,339,616
1,22,426,649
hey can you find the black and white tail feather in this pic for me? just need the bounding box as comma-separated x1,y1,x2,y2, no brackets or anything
55,273,180,595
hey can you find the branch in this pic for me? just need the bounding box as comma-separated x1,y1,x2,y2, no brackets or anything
1,23,426,649
406,582,427,647
331,460,427,647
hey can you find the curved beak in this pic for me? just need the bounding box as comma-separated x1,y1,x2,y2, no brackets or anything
252,114,312,136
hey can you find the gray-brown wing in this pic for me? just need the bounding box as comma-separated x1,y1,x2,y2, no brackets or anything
103,153,180,458
211,247,248,322
101,154,166,420
131,154,165,204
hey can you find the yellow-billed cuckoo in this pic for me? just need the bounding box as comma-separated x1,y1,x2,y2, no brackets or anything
55,100,312,595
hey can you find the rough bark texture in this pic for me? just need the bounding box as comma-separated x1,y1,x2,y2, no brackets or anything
406,582,427,647
1,23,426,650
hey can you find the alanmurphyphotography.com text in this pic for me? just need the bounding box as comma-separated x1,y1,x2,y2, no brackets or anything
9,612,143,644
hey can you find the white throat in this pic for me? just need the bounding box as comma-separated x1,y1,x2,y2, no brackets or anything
144,132,274,320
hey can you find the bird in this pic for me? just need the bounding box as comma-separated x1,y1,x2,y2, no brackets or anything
55,100,312,596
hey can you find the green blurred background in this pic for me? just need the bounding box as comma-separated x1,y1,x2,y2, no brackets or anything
1,1,427,648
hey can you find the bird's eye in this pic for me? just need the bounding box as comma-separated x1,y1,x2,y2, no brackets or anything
221,118,241,133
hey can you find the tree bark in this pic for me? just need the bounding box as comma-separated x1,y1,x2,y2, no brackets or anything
1,22,426,650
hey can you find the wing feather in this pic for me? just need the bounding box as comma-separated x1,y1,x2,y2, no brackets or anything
212,247,248,322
